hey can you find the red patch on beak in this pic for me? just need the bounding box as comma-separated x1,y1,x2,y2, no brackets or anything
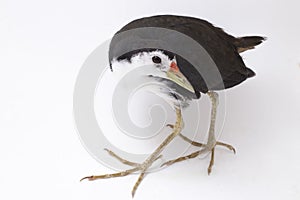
170,61,179,72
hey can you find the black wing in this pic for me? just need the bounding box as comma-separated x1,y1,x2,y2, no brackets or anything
114,15,264,94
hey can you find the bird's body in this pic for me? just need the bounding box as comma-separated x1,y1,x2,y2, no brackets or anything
110,15,264,95
82,15,265,197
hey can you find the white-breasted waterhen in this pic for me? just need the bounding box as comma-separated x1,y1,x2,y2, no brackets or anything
81,15,265,197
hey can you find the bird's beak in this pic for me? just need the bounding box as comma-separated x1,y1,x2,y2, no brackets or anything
166,62,194,93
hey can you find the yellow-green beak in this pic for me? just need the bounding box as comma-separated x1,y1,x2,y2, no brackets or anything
166,62,194,93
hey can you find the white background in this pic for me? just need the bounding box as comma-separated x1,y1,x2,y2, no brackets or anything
1,0,300,199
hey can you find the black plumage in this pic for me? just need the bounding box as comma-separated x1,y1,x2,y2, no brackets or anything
109,15,264,96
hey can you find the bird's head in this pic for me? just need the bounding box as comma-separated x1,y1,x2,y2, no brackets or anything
111,50,195,93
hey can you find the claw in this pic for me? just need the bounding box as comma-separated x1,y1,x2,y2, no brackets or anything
80,176,94,182
229,147,236,154
216,141,236,154
208,168,212,175
103,148,111,154
160,161,170,168
166,124,174,129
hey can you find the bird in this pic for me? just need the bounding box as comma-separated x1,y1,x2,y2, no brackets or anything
81,15,265,197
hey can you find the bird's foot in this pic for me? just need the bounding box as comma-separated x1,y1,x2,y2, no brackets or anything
103,148,163,167
164,124,235,174
161,140,235,174
103,148,139,167
206,141,235,175
81,108,183,197
80,167,140,182
80,149,163,197
80,163,144,198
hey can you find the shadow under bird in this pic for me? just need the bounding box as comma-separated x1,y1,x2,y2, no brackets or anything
81,15,265,197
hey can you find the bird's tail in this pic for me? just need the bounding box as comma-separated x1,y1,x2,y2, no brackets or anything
234,36,266,53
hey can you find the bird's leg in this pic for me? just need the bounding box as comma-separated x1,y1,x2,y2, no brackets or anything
206,91,235,174
81,107,183,197
131,107,183,197
206,91,218,149
163,91,235,174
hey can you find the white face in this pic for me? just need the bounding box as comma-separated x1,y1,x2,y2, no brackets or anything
111,50,175,75
111,50,194,93
132,50,174,72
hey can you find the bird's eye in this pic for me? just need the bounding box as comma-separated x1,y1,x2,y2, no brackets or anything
152,56,161,64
